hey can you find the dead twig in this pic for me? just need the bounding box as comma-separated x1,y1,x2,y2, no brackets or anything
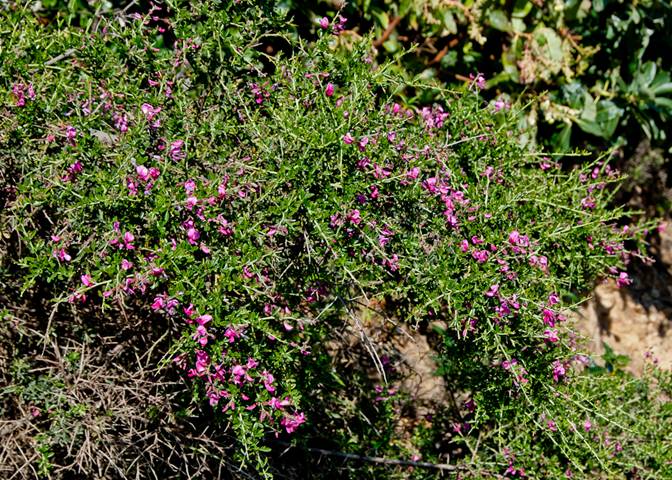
275,441,459,471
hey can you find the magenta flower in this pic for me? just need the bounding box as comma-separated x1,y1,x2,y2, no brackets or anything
269,396,291,410
347,209,361,225
542,308,557,327
544,329,559,343
616,271,631,288
194,350,210,374
192,325,212,346
53,248,72,262
65,126,77,145
186,227,200,245
184,179,196,193
583,418,592,432
12,83,27,106
325,83,334,97
136,165,150,181
141,103,161,121
151,295,165,311
547,419,558,432
342,132,354,144
280,412,306,434
471,249,489,263
485,284,499,297
169,140,185,160
318,16,329,29
113,112,129,132
81,274,94,287
223,327,239,343
551,360,566,382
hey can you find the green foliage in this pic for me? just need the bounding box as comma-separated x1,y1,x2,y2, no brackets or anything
289,0,672,157
1,1,669,478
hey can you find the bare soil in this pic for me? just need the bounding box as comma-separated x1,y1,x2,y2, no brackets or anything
576,224,672,374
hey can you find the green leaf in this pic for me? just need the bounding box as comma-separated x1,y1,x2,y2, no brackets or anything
442,11,457,35
371,8,389,30
512,0,533,18
638,61,657,89
488,9,512,33
575,100,623,138
580,92,597,122
652,82,672,96
534,26,564,64
654,97,672,111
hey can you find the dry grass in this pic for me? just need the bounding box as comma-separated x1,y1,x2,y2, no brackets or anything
0,294,253,480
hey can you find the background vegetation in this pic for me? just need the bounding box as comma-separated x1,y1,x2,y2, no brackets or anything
1,1,670,479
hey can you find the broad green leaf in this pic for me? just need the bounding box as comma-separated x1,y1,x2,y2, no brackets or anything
638,61,657,89
652,82,672,96
654,97,672,111
442,11,457,35
580,92,597,122
488,9,512,32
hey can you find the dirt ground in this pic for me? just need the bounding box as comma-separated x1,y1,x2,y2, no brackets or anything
575,224,672,374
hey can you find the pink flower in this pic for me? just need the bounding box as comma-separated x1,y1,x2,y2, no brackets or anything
548,292,560,305
342,132,354,144
65,126,77,145
186,227,200,245
470,73,486,90
269,396,291,410
121,259,133,270
12,83,27,106
185,196,198,209
325,83,334,97
616,272,631,288
542,308,557,327
169,140,185,160
493,98,510,112
184,179,196,193
223,327,239,343
332,15,347,35
485,284,499,297
544,329,559,343
347,209,361,225
261,371,276,393
406,167,420,180
136,165,150,181
471,249,489,263
583,419,592,432
281,412,306,434
194,350,210,374
195,314,212,326
552,360,566,382
123,232,135,249
141,103,161,121
113,112,128,132
547,419,558,431
54,248,72,262
151,295,165,311
80,274,94,287
318,16,329,29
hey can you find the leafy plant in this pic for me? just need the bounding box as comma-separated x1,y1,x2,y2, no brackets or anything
1,1,670,478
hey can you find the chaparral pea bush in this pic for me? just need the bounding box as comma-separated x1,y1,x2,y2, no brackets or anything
1,1,670,478
289,0,672,213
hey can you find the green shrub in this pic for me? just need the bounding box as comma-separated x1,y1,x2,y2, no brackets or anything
287,1,672,170
1,1,669,477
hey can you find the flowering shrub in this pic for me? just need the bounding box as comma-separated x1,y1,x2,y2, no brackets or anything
1,1,670,477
